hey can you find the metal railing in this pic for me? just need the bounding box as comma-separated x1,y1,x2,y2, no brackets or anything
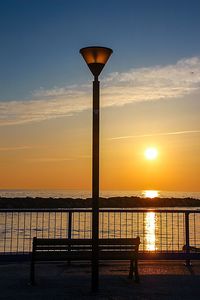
0,208,199,261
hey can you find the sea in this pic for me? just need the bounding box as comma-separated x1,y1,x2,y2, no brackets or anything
0,189,200,254
0,189,200,199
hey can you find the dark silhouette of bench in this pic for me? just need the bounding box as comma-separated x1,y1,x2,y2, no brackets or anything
182,245,200,252
30,237,140,285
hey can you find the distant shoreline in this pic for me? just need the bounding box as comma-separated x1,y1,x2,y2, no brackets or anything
0,196,199,209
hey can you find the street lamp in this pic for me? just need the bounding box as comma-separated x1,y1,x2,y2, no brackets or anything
80,46,113,291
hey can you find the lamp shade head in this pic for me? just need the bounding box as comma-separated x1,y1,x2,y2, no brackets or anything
80,46,113,77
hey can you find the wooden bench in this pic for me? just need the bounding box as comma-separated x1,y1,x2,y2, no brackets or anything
30,237,140,285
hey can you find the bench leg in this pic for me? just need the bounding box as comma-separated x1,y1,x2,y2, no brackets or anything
128,259,134,279
30,259,36,285
128,259,140,283
134,260,140,283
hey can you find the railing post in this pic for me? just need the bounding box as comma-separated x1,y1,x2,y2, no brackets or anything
68,211,72,265
185,212,191,266
68,211,72,240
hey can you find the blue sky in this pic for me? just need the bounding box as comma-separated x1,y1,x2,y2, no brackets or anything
0,0,200,190
1,0,200,100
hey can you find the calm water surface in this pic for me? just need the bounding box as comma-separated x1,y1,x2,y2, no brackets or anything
0,189,200,199
0,189,199,254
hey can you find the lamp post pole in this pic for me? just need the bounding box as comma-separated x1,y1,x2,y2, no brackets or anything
92,75,100,291
80,46,113,292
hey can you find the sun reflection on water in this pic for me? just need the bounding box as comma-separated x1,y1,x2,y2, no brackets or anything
145,212,156,251
143,190,159,198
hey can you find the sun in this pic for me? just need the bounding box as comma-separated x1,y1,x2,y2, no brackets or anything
144,147,158,160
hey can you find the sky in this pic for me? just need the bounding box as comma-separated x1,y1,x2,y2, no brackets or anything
0,0,200,191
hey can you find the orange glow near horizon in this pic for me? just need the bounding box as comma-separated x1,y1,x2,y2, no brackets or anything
0,105,199,192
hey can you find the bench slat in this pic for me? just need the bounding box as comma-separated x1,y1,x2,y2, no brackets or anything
34,238,140,246
35,245,137,251
35,246,91,251
34,250,137,261
100,238,140,245
34,238,92,245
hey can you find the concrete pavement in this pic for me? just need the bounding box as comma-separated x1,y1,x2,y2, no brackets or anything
0,261,200,299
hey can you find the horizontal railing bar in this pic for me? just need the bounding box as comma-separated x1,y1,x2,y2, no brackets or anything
1,252,200,261
0,208,199,213
100,209,200,214
0,208,92,213
138,252,200,260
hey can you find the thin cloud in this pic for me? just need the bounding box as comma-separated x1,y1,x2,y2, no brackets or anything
27,158,76,162
0,56,200,126
109,130,200,140
0,146,33,151
26,155,91,162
